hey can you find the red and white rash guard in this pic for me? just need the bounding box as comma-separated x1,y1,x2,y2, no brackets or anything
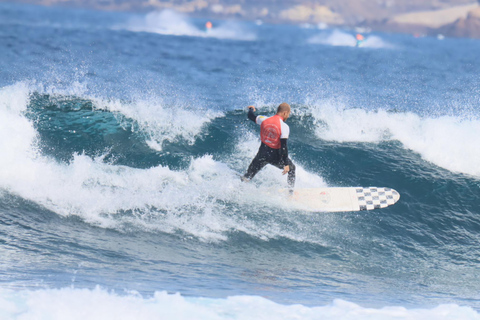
256,114,290,149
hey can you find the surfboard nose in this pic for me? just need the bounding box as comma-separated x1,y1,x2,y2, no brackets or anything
391,189,400,203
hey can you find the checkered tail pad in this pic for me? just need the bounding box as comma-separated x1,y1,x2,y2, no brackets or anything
356,187,398,211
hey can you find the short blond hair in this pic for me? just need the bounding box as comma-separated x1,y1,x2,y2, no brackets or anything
277,102,290,114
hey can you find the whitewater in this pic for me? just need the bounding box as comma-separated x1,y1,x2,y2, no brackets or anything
1,2,480,319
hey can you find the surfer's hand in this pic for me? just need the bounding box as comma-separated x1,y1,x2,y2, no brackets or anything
282,165,290,175
248,105,256,112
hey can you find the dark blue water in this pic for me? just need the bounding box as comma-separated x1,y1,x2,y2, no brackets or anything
1,2,480,317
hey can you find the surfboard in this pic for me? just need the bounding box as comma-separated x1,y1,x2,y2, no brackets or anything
279,187,400,212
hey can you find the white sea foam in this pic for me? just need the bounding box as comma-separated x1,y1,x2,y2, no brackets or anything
308,30,393,49
0,82,39,185
0,287,478,320
304,101,480,176
121,10,256,41
91,96,220,151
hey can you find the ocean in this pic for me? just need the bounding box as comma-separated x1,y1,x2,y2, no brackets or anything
1,2,480,319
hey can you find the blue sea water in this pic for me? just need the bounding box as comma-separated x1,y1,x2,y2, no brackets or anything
1,2,480,319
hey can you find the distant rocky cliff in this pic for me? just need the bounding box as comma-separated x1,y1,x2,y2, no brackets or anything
437,6,480,37
11,0,480,38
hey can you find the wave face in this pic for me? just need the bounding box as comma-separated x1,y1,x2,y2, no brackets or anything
2,2,480,318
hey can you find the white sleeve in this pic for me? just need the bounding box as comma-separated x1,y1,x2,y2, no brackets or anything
280,122,289,139
256,115,267,125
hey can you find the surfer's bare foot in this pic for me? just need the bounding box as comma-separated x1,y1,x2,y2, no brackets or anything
240,176,250,183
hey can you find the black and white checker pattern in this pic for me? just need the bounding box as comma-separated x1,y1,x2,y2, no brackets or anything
356,187,399,211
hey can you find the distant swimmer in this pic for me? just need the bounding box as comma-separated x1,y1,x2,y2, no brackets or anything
205,21,213,32
355,33,365,47
242,103,296,189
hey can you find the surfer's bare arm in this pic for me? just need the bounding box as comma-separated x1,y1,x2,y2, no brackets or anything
247,105,257,122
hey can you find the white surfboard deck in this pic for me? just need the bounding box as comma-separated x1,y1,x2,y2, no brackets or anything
278,187,400,212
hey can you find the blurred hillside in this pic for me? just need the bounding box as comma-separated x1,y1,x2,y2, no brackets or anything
9,0,480,37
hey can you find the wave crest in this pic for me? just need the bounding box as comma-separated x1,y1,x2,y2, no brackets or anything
302,101,480,176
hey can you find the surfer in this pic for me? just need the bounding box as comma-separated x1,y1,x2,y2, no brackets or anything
355,33,365,47
241,103,296,189
205,21,213,33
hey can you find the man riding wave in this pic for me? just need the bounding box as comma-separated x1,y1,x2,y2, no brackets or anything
242,103,296,189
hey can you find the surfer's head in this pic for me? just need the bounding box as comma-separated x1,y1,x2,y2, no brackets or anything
277,102,291,121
